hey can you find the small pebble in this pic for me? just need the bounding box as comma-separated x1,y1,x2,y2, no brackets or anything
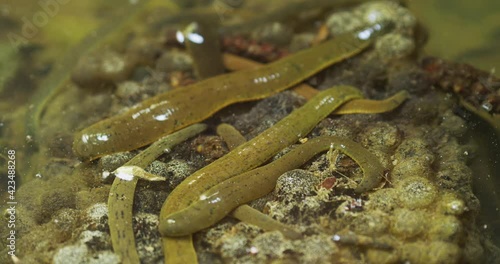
396,176,437,209
275,169,319,201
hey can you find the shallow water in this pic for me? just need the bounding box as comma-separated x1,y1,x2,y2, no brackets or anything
0,0,499,263
409,0,500,77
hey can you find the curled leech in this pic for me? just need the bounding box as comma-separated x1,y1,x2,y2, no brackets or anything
162,135,385,236
216,123,303,240
107,124,207,264
158,22,396,264
160,85,363,263
159,86,363,227
73,22,393,160
160,87,406,263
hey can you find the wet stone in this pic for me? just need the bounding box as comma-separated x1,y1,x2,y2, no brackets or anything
390,208,427,239
359,122,401,151
51,208,80,239
71,49,136,89
84,203,109,232
155,50,193,73
79,230,111,251
163,158,196,189
326,11,363,35
349,209,390,236
426,215,462,241
435,161,473,190
275,169,319,201
366,236,400,264
439,109,467,137
251,231,291,259
402,241,460,264
134,213,162,263
436,192,467,216
396,176,437,209
394,137,434,162
366,188,400,213
375,33,415,59
98,152,136,176
436,137,474,164
391,156,434,183
216,232,250,259
293,234,338,264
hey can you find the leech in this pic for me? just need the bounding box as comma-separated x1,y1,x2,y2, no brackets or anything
73,22,394,160
183,21,225,79
108,124,206,264
162,135,385,236
216,123,247,150
160,86,363,263
222,53,320,100
231,205,303,240
113,166,166,181
157,22,396,264
335,90,410,114
216,123,302,239
222,52,410,112
27,0,151,147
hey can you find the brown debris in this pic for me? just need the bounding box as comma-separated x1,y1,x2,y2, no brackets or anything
422,57,500,115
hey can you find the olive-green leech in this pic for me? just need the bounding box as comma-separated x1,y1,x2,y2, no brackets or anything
216,123,247,150
216,123,302,239
159,85,363,263
183,21,225,79
73,21,393,160
162,135,384,236
108,124,206,264
335,90,410,115
231,205,303,240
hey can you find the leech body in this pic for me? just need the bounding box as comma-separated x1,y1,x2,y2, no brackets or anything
183,21,225,79
159,86,362,224
107,124,206,264
162,135,384,236
216,123,303,240
216,123,247,150
335,90,409,114
73,22,393,160
231,205,303,240
160,86,363,263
